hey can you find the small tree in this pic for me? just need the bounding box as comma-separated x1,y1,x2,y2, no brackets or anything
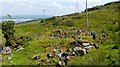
2,21,16,47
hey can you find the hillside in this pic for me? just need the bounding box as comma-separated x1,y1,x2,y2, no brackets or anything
0,1,119,66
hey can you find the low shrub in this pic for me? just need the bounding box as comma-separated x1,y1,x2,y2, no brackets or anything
60,20,75,27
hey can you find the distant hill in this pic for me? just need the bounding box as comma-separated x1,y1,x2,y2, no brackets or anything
0,15,50,19
84,1,120,12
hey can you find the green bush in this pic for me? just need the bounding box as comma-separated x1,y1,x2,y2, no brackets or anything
2,21,16,47
40,20,44,23
16,36,32,47
49,16,56,20
60,20,75,27
72,16,83,19
53,19,61,26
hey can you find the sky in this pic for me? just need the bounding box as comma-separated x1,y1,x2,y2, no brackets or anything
0,0,118,16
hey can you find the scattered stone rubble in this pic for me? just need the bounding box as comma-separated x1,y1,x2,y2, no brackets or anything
1,29,106,66
1,47,12,54
37,29,101,66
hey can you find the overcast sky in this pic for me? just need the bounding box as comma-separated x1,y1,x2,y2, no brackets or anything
0,0,118,16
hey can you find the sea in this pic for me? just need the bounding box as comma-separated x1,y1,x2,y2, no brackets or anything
0,15,50,23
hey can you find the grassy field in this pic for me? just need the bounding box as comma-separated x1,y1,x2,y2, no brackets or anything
0,1,119,65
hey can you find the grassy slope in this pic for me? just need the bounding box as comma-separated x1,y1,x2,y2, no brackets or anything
1,1,119,65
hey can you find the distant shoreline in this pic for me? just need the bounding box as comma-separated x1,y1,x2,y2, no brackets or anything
0,15,50,23
0,19,34,23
